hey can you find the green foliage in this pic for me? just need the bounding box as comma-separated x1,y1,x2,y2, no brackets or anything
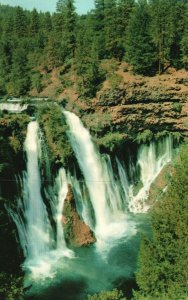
108,73,123,89
37,103,73,169
0,1,187,97
31,71,43,92
135,141,188,299
96,132,126,152
170,132,182,143
136,130,153,144
172,102,182,113
0,273,24,300
82,111,112,134
88,288,126,300
126,0,156,75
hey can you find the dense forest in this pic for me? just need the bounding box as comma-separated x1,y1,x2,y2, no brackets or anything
0,0,188,98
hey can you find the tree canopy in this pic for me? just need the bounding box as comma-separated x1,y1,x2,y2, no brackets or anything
0,0,187,97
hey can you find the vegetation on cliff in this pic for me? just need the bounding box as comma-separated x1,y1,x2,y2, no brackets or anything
37,103,73,171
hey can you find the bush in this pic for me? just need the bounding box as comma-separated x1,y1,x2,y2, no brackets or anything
136,130,153,144
88,289,126,300
96,132,126,152
172,102,182,113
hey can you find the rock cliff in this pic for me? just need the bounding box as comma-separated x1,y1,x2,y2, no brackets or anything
63,185,96,247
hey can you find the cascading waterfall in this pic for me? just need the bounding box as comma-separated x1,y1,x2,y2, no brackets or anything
8,122,73,279
64,111,173,240
55,168,68,249
9,121,51,260
64,111,110,233
53,168,73,257
24,121,51,259
64,111,131,240
0,102,28,112
128,136,173,213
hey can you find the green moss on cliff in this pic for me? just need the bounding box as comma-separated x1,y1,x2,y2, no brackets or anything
37,103,73,171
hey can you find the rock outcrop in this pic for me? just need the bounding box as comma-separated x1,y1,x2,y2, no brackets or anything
81,71,188,147
63,185,96,247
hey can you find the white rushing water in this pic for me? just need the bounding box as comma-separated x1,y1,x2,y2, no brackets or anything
64,111,110,232
23,121,51,259
64,111,131,241
128,136,173,213
0,103,28,112
53,168,73,257
8,122,73,279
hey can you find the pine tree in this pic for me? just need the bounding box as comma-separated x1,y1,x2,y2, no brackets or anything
149,0,176,73
180,2,188,69
93,0,106,58
7,48,31,95
14,6,27,38
104,0,119,58
56,0,77,60
29,8,40,36
126,0,156,75
116,0,135,58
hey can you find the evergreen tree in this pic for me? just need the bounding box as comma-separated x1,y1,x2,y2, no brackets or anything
126,0,156,75
149,0,176,73
104,0,119,58
180,2,188,69
56,0,76,60
29,9,40,36
116,0,135,58
93,0,106,58
14,6,27,38
7,48,30,95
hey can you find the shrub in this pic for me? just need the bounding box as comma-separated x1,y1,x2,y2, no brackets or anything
172,102,182,113
136,130,153,144
88,289,126,300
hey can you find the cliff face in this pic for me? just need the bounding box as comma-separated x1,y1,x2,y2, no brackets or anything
63,185,96,248
80,68,188,145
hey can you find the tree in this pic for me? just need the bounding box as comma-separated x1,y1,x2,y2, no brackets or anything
149,0,176,73
7,48,31,95
56,0,77,60
92,0,106,58
29,8,40,36
135,141,188,300
104,0,120,58
125,0,156,75
180,2,188,69
116,0,135,59
14,6,27,38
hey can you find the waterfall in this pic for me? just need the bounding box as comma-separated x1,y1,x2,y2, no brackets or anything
8,122,73,278
22,121,51,259
64,111,110,232
64,111,129,239
53,168,73,257
55,169,68,249
0,102,28,112
64,111,173,230
128,136,173,213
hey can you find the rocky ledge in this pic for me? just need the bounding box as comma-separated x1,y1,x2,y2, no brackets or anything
81,70,188,141
63,186,96,247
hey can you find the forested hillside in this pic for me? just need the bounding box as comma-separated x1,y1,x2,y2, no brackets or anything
0,0,188,98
